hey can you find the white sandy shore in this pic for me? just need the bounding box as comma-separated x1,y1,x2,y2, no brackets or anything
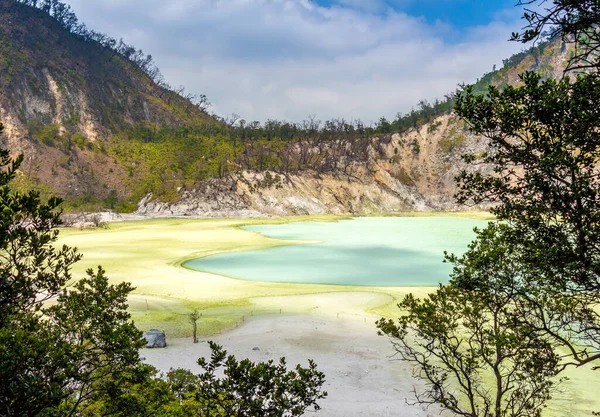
142,314,438,417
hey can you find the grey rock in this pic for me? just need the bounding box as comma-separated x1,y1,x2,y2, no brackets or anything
143,329,167,348
252,346,260,351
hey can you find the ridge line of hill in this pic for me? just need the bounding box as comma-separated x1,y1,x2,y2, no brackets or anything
0,0,572,215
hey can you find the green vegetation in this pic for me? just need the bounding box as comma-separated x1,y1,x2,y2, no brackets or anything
30,122,61,146
107,121,374,200
0,121,144,416
14,0,163,85
438,132,466,153
379,6,600,416
188,309,201,343
455,71,600,370
109,125,235,200
27,118,93,153
427,120,442,133
168,344,326,416
467,36,567,96
377,284,560,417
0,122,327,415
410,138,420,154
82,35,570,207
510,0,600,72
381,74,600,417
0,27,29,83
71,131,90,150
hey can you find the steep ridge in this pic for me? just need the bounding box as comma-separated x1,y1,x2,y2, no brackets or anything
0,0,213,206
0,0,572,215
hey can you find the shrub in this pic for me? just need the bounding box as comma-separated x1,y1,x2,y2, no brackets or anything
71,132,88,150
427,121,442,133
35,123,62,146
411,139,420,154
438,133,466,154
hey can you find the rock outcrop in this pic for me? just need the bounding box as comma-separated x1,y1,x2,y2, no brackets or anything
137,115,494,217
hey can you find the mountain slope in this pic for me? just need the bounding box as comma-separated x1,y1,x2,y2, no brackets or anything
0,0,573,214
0,0,214,208
0,0,211,139
135,115,491,216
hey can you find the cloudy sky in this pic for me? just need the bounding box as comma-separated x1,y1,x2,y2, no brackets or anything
62,0,529,123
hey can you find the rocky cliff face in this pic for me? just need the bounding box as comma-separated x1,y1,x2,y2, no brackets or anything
137,115,492,216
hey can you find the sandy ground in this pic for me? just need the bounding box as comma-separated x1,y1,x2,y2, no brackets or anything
142,314,438,417
61,218,599,415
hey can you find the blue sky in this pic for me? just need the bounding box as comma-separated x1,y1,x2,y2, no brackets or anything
401,0,518,26
63,0,528,123
317,0,519,26
316,0,523,43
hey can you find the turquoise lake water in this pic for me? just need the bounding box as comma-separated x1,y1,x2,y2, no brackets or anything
184,217,490,287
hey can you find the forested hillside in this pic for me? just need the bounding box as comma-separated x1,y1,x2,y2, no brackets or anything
0,0,572,213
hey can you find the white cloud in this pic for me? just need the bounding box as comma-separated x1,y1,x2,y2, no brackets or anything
63,0,525,123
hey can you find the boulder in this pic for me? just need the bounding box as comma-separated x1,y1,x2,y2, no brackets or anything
143,329,167,348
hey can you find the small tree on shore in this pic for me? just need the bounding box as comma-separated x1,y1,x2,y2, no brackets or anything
189,309,201,343
377,281,561,417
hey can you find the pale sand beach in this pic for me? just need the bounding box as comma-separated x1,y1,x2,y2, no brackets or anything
142,314,436,417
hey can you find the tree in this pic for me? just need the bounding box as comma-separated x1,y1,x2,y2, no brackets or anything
377,283,560,417
455,72,600,282
79,364,175,417
169,341,327,417
379,46,600,416
447,223,600,373
0,125,145,415
453,71,600,370
188,309,201,343
511,0,600,71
